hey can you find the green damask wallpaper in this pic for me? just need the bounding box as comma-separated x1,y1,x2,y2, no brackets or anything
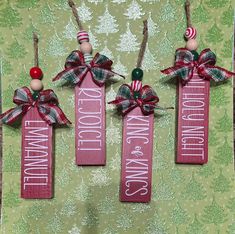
0,0,235,233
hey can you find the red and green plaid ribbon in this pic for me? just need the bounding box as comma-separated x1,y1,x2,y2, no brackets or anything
53,50,124,86
109,84,160,116
0,87,71,125
161,48,235,82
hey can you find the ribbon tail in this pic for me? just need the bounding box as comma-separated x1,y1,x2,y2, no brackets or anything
53,67,87,87
38,105,71,125
161,66,178,75
161,66,186,76
108,99,121,105
154,105,174,110
53,69,66,82
52,106,71,125
108,99,137,116
200,65,235,82
109,70,125,79
92,69,125,87
161,64,194,82
212,66,235,81
161,66,185,79
0,105,25,125
121,104,137,116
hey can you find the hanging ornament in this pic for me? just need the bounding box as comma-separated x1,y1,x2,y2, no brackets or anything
53,0,123,166
161,0,235,164
0,33,70,199
109,20,172,203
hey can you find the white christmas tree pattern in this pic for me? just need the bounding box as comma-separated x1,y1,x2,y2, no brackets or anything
63,17,77,40
145,212,169,234
154,150,169,170
74,179,91,202
158,32,174,56
106,85,117,111
47,32,67,56
109,151,121,171
112,0,126,3
46,213,64,234
131,203,151,213
140,0,160,3
106,117,121,145
81,206,99,228
90,168,111,187
147,12,160,37
88,26,100,50
56,166,71,188
88,0,103,4
53,0,71,10
124,0,145,20
113,55,128,78
77,2,93,22
95,5,118,35
117,22,140,53
67,94,75,107
153,178,175,201
116,213,133,231
97,196,115,214
40,3,56,24
60,198,78,217
142,43,159,71
160,0,176,22
68,224,81,234
100,41,114,59
103,227,118,234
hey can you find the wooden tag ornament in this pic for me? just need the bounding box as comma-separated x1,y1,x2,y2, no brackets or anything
109,21,171,203
0,33,70,199
53,0,123,166
161,0,235,164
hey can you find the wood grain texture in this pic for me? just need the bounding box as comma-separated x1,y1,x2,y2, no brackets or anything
177,72,210,164
75,73,106,165
21,107,53,199
120,107,154,203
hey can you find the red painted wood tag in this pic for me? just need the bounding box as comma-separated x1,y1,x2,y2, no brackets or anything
120,107,154,203
21,107,53,199
177,71,210,164
75,72,106,165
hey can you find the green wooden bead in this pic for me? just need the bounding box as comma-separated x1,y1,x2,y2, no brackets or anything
32,91,39,101
133,91,141,99
132,68,143,81
191,50,199,61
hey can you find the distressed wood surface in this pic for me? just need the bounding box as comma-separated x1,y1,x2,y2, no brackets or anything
120,107,154,203
75,73,106,166
177,72,210,164
21,107,53,199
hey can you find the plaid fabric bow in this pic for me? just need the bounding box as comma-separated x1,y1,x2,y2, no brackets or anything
53,50,124,86
109,84,159,116
161,48,235,82
0,87,71,125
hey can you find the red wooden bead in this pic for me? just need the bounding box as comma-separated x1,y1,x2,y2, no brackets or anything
30,67,43,79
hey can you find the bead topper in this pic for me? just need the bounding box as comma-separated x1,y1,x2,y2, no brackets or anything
30,33,43,92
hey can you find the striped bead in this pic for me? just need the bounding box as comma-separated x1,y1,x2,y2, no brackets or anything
77,30,89,44
84,53,93,64
185,27,197,40
131,80,142,92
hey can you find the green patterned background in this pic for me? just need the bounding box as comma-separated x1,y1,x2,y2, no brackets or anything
1,0,235,233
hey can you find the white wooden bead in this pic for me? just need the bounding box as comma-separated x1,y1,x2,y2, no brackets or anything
186,39,198,51
30,79,43,91
80,42,92,54
84,53,93,64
